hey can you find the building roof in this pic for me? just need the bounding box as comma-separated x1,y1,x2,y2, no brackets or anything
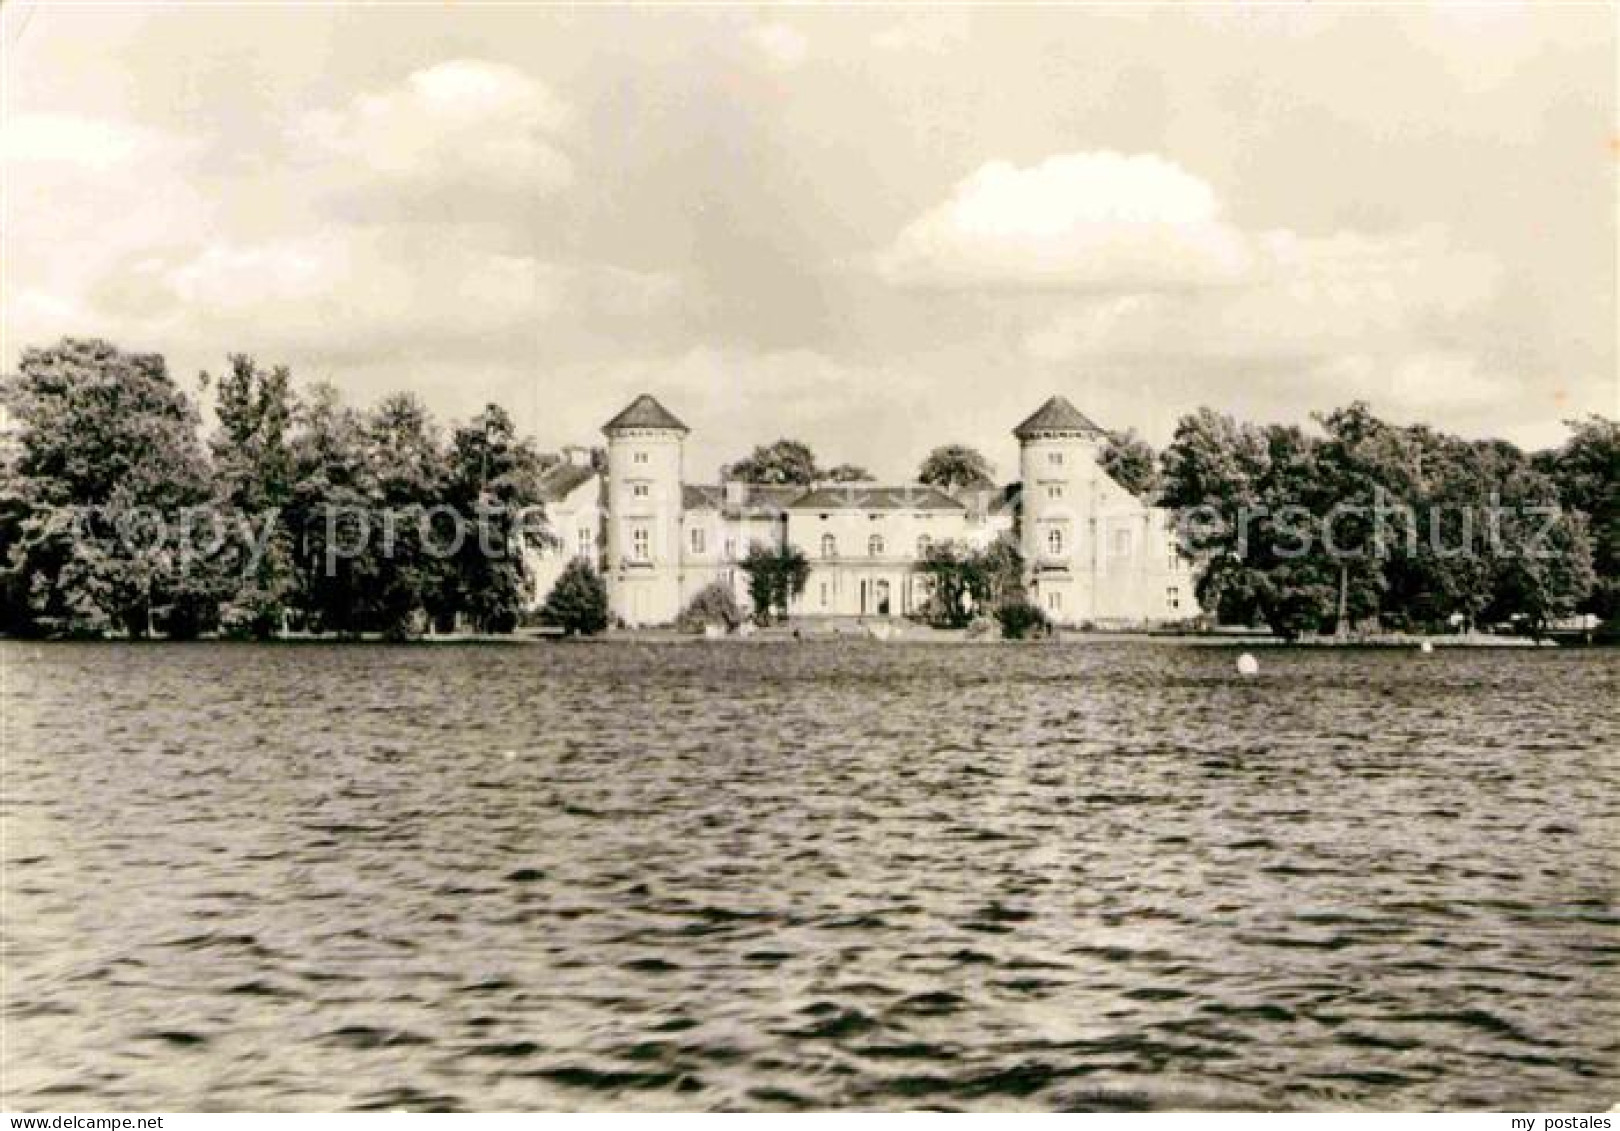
787,484,965,512
951,482,1022,517
1013,395,1107,439
536,461,597,503
601,394,688,434
683,484,804,517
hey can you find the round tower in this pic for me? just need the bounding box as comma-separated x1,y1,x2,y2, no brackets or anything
1014,395,1108,625
602,394,688,627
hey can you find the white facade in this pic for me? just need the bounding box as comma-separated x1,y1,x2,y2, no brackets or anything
532,393,1197,628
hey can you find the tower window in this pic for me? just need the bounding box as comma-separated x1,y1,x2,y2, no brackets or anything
1046,484,1063,500
1112,529,1131,556
690,527,706,554
577,528,592,558
1047,528,1064,556
916,534,931,557
821,533,837,559
631,483,650,499
1049,451,1064,465
1168,586,1181,610
820,582,829,607
631,526,650,560
869,534,884,557
633,451,648,464
1047,590,1063,611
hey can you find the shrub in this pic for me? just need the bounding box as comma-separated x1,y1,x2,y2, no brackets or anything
677,581,743,634
995,599,1051,640
538,559,609,636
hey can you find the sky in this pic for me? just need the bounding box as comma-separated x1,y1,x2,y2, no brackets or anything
4,3,1615,482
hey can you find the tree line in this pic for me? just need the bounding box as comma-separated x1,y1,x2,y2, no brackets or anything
0,339,553,640
2,336,1612,641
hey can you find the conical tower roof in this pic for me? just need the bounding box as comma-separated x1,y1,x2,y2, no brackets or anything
1013,395,1106,440
602,394,688,435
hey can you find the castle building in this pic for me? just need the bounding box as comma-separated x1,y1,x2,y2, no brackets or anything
531,393,1195,627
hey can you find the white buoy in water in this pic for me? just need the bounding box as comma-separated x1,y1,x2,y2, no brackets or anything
1420,641,1434,654
1236,653,1259,677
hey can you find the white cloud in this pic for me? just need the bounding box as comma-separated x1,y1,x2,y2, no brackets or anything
872,12,971,54
1025,225,1501,363
747,23,809,71
876,152,1253,290
292,59,574,200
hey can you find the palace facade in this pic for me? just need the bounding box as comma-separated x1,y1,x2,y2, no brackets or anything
532,394,1196,627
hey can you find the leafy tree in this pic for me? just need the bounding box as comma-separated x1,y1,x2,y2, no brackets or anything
725,440,820,486
208,354,299,638
1100,428,1160,498
823,463,875,483
364,393,449,639
914,533,1025,628
538,557,608,635
285,383,374,637
917,444,993,489
739,542,810,623
442,404,549,633
995,598,1051,639
677,580,743,633
1535,416,1618,621
2,338,213,638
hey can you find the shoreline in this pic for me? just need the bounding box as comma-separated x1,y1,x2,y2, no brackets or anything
1,628,1602,648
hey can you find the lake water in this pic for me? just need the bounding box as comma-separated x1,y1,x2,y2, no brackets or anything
2,640,1616,1111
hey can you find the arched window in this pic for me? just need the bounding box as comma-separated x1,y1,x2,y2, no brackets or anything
916,534,931,558
1047,527,1064,557
869,534,884,557
821,533,837,559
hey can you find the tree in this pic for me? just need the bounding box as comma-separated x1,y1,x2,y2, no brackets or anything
285,383,373,637
995,598,1051,639
914,533,1025,628
1,338,213,638
1100,428,1160,498
363,393,449,639
209,354,299,639
917,444,993,489
824,463,874,483
739,542,810,623
1536,416,1618,622
442,404,549,633
725,440,820,486
538,557,608,635
677,580,743,633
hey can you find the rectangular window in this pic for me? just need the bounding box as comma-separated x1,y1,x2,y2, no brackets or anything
1047,590,1062,611
1046,484,1063,500
631,483,650,499
1049,451,1063,465
577,528,592,558
631,526,650,560
820,582,829,607
633,451,649,464
1112,529,1131,556
1168,586,1181,610
725,538,736,561
690,527,706,554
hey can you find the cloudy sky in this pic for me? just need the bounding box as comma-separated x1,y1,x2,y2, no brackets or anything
4,3,1614,480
